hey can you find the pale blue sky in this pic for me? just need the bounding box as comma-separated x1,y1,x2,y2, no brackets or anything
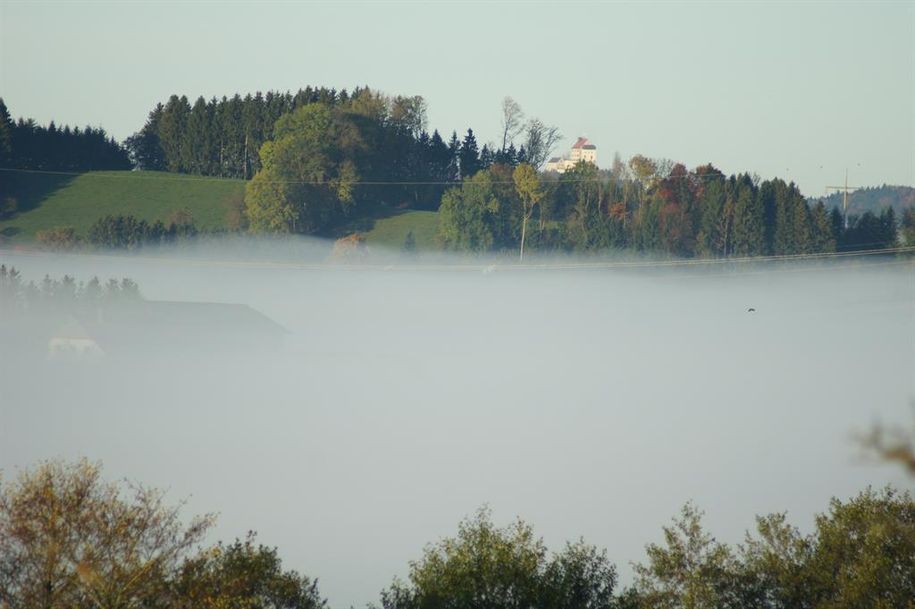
1,0,912,195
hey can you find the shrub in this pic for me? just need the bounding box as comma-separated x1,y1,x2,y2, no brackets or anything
35,226,79,250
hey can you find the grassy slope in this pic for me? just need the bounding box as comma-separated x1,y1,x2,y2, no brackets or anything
0,169,441,250
0,171,245,242
362,210,439,251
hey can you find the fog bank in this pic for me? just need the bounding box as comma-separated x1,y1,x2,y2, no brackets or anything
1,246,913,607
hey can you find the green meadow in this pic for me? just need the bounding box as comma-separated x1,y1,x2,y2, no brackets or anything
0,171,245,243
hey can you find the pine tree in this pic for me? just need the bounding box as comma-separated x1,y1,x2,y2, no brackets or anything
459,128,480,179
0,98,13,167
696,177,726,257
772,180,793,255
479,144,493,169
732,176,764,256
791,192,814,254
880,207,897,249
158,95,191,172
184,96,210,174
447,131,461,181
810,201,836,253
506,143,518,166
830,207,845,250
758,180,777,254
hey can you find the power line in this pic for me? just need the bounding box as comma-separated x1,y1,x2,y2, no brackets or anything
825,168,862,230
0,166,731,186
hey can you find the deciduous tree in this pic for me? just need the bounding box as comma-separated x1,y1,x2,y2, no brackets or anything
0,459,213,609
378,507,616,609
513,163,543,261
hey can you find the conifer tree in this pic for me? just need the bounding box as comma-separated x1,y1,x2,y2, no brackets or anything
902,208,915,246
184,96,210,174
772,180,794,255
696,177,726,257
0,98,13,165
158,95,191,172
732,176,764,256
830,207,846,250
791,191,814,254
447,131,461,181
810,201,836,253
459,128,480,179
479,144,493,169
880,207,898,248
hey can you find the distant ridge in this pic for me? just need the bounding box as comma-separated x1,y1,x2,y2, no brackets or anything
809,185,914,218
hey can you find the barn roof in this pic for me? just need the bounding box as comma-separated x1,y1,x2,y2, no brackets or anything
76,300,287,353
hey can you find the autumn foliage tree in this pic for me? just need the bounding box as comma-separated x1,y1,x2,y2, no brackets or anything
0,458,214,609
512,163,543,261
0,460,326,609
173,533,325,609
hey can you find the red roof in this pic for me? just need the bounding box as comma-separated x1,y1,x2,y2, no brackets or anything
571,137,590,149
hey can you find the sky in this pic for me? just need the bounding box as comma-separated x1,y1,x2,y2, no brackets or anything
1,0,913,196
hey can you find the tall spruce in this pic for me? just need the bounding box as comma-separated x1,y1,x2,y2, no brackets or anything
459,128,481,179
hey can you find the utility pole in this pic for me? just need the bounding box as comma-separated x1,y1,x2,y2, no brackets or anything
826,169,861,230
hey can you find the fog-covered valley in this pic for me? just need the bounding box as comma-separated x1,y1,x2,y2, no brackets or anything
1,246,912,607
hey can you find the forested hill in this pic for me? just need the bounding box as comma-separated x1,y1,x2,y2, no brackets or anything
811,185,915,218
2,90,914,257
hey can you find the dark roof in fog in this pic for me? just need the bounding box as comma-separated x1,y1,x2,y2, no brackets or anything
98,300,286,333
76,300,287,352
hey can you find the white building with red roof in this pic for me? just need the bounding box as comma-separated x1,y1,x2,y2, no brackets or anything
544,137,597,173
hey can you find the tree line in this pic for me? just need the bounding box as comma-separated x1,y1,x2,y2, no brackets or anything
4,89,912,257
2,458,912,609
435,159,906,258
128,88,558,234
126,89,556,183
31,210,199,251
126,87,351,177
0,98,130,173
230,92,908,256
126,87,434,182
0,265,141,316
817,184,915,218
240,92,561,234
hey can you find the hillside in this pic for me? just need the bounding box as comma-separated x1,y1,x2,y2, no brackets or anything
0,170,245,243
811,185,914,218
362,210,439,251
0,169,443,251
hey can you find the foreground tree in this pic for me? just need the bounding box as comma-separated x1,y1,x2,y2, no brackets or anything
633,489,915,609
174,533,325,609
377,507,616,609
0,458,214,609
633,503,739,609
807,487,915,607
